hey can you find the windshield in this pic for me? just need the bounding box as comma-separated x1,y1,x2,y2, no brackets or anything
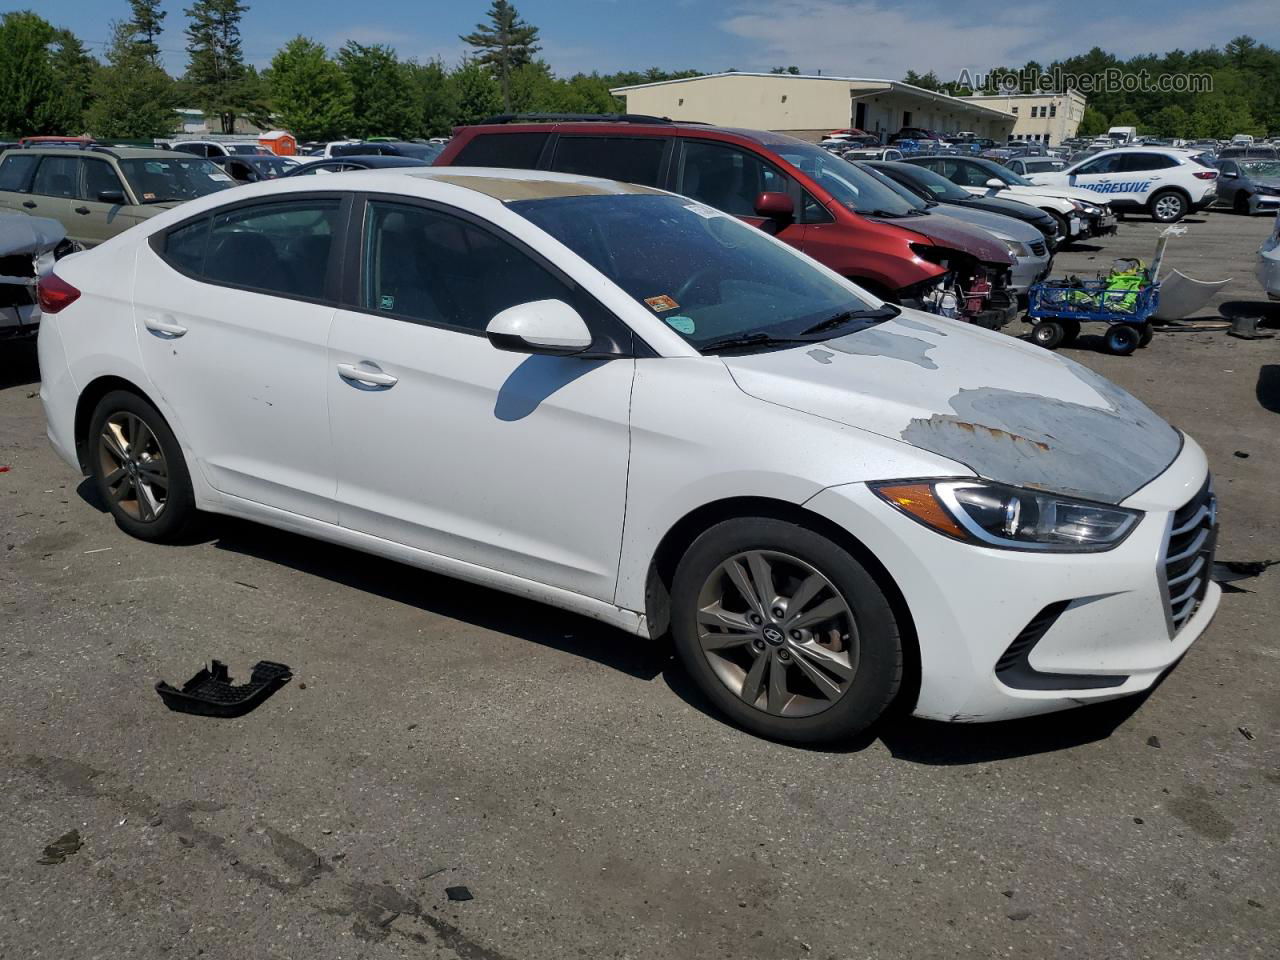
393,143,443,161
1240,160,1280,177
856,163,929,212
511,193,884,352
880,163,969,202
247,156,295,177
119,157,235,202
227,144,267,155
765,141,921,216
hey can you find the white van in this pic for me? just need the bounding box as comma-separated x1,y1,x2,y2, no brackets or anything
1107,126,1138,144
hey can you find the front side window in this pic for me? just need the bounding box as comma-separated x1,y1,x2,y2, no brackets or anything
31,156,80,198
361,200,568,333
512,193,882,352
203,199,342,300
1074,155,1122,176
119,157,235,203
0,153,38,192
678,140,787,218
80,159,125,201
550,136,666,187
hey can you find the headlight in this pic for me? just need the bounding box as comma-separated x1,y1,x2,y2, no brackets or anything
999,238,1032,258
871,479,1141,552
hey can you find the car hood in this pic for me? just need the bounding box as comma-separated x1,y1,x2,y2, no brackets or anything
722,311,1182,504
867,211,1015,266
1002,182,1104,204
932,203,1042,243
1247,177,1280,193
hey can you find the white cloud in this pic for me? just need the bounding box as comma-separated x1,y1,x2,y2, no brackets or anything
720,0,1280,82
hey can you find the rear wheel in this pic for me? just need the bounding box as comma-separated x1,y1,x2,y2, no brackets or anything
1031,320,1065,349
88,390,195,542
671,518,902,743
1138,322,1154,347
1149,190,1187,223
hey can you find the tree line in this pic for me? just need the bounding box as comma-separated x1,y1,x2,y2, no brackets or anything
904,37,1280,139
0,0,701,142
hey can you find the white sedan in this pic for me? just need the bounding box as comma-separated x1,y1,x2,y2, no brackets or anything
36,169,1219,742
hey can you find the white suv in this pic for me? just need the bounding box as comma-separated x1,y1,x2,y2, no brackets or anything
35,168,1219,743
1025,148,1219,223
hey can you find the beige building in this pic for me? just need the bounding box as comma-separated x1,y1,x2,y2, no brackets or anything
963,91,1087,145
610,72,1016,142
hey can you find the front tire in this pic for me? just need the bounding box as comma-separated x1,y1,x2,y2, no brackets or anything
671,518,902,743
1031,320,1065,349
88,390,196,542
1149,190,1187,223
1105,324,1141,356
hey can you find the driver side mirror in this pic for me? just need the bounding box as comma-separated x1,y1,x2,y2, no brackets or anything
97,189,126,205
984,178,1004,189
754,191,794,219
1221,170,1237,179
486,299,592,356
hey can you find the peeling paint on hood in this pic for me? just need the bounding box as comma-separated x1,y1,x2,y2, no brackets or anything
723,312,1182,504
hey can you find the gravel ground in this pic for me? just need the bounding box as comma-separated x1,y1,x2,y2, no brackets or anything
1,207,1277,960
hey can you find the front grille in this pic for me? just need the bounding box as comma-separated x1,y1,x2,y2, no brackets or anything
1162,475,1217,635
1029,240,1047,257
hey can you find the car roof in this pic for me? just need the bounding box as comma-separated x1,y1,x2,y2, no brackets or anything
14,146,176,160
410,167,667,201
455,120,812,151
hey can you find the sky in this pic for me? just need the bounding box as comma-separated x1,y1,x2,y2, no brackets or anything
26,0,1280,81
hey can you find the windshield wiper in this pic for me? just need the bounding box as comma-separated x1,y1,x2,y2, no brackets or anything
862,208,905,218
698,332,813,355
800,306,899,336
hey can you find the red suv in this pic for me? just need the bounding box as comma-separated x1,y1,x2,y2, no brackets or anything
434,116,1018,327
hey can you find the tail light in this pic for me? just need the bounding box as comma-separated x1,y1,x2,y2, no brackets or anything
1192,171,1218,180
37,273,80,314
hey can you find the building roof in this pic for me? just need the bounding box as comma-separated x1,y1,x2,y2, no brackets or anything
609,71,1014,120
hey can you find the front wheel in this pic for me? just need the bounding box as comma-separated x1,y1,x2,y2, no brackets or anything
1031,320,1065,349
1105,324,1141,356
88,390,196,542
671,518,902,743
1150,190,1187,223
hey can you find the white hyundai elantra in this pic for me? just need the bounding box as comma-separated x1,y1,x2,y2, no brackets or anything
36,168,1219,742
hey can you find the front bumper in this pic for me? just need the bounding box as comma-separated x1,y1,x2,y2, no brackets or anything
1249,194,1280,215
805,436,1218,722
1084,212,1118,236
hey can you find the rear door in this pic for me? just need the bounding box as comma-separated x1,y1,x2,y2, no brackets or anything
23,155,77,231
0,152,40,214
674,139,806,250
1111,152,1178,205
73,156,133,246
133,194,348,520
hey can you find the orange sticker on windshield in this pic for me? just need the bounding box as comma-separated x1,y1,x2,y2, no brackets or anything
644,295,679,312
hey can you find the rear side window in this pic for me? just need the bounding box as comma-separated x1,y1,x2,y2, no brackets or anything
1117,153,1178,173
161,199,342,301
452,133,549,169
31,156,81,197
0,153,38,192
549,136,666,187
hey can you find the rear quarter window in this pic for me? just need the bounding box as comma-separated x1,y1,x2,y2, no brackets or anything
452,133,550,169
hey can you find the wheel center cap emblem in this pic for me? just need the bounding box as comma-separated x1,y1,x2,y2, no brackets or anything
762,626,784,645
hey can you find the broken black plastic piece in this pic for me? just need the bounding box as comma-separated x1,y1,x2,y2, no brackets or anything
446,886,474,902
156,660,292,718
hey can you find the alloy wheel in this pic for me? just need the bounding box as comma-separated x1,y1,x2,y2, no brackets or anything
97,411,169,522
1154,194,1183,221
695,550,859,718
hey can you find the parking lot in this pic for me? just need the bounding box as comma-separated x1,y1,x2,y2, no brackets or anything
1,209,1277,959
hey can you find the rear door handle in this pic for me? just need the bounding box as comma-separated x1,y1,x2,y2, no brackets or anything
74,206,91,215
337,362,398,389
144,316,188,338
22,200,36,209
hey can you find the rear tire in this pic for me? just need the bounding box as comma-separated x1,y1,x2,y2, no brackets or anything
88,390,196,542
1105,324,1141,356
1138,322,1154,347
671,517,902,743
1149,190,1187,223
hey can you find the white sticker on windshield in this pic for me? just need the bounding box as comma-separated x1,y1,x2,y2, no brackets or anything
209,173,233,182
683,202,724,219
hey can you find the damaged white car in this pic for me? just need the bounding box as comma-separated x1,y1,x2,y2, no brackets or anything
37,170,1218,742
1,214,69,341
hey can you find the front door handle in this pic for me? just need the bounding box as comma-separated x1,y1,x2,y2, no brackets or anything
144,316,188,338
337,362,398,389
74,206,91,215
22,200,36,209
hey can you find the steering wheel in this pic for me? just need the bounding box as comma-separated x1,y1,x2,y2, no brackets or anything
673,266,719,305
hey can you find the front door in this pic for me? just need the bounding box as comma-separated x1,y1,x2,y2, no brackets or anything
326,198,634,601
132,195,347,520
74,156,132,247
674,139,807,251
